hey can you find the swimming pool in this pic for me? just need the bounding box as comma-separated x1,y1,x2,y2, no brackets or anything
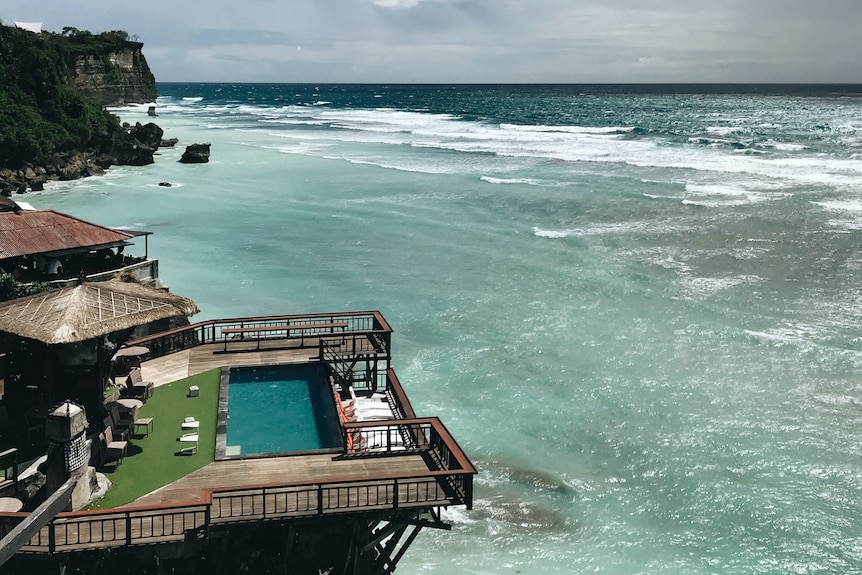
218,363,343,459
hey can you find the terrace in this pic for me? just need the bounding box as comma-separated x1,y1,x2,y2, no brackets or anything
0,311,475,556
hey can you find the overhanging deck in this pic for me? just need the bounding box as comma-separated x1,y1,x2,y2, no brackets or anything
0,312,475,556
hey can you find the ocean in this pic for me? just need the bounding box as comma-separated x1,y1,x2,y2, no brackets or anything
27,83,862,574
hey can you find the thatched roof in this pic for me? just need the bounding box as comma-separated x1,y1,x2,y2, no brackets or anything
0,278,199,344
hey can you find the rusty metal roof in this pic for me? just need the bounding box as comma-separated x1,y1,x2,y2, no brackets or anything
0,210,135,261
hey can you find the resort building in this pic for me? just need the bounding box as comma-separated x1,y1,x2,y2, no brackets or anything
0,306,476,574
0,200,158,288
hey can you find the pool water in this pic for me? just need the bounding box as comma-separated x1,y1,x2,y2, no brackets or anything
223,364,343,457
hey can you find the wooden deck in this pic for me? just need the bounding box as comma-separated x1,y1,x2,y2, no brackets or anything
140,339,324,388
0,321,474,556
132,337,419,508
128,452,436,507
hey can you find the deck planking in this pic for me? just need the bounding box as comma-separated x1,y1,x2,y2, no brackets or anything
141,339,344,388
127,452,436,507
131,338,434,509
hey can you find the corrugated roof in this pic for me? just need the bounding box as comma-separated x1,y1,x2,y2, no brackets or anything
0,210,135,260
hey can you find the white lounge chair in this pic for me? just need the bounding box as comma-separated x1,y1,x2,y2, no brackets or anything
178,432,199,455
181,417,200,430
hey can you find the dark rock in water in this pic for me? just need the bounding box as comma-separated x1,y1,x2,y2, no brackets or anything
148,105,157,116
129,122,164,150
477,458,575,494
158,182,172,187
160,137,179,148
470,492,566,531
110,130,155,166
179,143,211,164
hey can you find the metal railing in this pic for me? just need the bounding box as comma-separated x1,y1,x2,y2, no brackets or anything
0,418,474,554
321,338,391,393
128,311,392,360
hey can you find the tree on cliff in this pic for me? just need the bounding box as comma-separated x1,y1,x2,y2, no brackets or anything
0,22,135,169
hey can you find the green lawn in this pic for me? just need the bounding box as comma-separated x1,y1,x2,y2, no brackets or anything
87,368,221,510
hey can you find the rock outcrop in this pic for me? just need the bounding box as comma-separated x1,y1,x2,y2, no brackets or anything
179,144,211,164
0,122,173,194
128,122,164,150
109,131,155,167
0,27,163,193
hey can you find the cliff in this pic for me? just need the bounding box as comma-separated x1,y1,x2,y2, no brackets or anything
0,24,163,193
70,41,157,106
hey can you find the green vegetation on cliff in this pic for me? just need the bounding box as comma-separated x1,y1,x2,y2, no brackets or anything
0,23,135,168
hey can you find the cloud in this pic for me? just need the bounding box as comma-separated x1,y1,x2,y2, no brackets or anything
373,0,423,8
11,0,862,83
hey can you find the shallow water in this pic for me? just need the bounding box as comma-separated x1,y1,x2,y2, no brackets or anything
29,84,862,574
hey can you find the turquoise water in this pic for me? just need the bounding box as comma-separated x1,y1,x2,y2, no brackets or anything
225,364,341,456
28,84,862,574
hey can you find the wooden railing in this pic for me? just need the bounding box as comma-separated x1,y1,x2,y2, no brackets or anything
0,418,474,554
128,311,392,360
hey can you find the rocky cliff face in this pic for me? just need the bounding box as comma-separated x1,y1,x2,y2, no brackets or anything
69,42,157,106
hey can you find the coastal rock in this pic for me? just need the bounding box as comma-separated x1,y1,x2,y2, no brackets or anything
160,137,179,148
49,151,106,180
129,122,164,150
179,143,211,164
110,130,155,166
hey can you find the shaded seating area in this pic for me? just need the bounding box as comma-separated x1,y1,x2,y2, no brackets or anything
97,398,155,469
83,369,219,510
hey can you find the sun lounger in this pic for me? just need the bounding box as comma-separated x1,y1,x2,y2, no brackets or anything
181,417,200,430
178,432,199,455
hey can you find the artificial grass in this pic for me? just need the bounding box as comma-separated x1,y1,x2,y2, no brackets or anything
86,368,221,510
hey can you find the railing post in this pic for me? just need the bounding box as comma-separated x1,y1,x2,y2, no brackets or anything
126,512,132,546
48,522,55,553
393,479,398,510
317,485,324,515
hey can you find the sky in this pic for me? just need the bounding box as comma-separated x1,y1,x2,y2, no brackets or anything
6,0,862,83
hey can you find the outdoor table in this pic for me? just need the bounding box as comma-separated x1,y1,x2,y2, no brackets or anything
116,398,143,410
111,346,150,381
112,346,149,359
0,497,23,512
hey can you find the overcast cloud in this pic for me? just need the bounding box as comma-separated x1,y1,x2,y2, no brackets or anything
6,0,862,83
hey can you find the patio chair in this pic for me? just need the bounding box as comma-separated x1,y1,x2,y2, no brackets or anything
124,367,154,401
102,427,128,467
110,405,133,440
103,414,128,442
